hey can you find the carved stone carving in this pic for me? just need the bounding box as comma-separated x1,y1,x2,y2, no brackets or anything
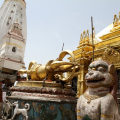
59,105,73,120
40,104,57,120
2,99,12,120
77,59,120,119
10,86,76,96
9,21,23,38
102,46,120,64
11,101,30,120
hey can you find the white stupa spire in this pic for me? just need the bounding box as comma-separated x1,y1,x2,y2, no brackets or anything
0,0,27,49
0,0,27,71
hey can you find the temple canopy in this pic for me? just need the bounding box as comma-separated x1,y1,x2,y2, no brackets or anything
95,23,113,43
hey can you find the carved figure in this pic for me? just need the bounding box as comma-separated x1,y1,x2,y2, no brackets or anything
77,58,120,120
19,50,80,83
82,30,86,43
59,105,73,120
11,101,30,120
9,20,23,38
40,104,57,120
80,33,83,44
113,14,119,27
2,99,12,119
102,46,120,64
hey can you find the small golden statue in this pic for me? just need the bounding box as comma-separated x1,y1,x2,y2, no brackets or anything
19,50,80,83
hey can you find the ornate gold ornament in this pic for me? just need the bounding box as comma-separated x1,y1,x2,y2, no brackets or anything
84,92,110,103
19,50,80,83
77,116,82,119
101,114,113,118
102,46,120,64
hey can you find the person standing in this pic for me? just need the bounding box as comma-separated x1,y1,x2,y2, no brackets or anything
14,76,21,86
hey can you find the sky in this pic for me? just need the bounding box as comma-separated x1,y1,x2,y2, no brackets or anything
0,0,120,69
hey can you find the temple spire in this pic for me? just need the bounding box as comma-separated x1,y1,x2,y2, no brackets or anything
0,0,27,71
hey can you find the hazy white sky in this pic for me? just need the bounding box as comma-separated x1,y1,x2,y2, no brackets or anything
0,0,120,69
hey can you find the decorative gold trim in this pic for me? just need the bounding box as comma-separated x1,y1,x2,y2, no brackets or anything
16,81,71,90
77,116,82,119
101,114,113,118
84,92,110,103
2,42,22,49
77,110,81,112
4,0,26,7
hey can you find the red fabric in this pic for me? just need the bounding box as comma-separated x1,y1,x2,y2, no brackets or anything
45,79,52,82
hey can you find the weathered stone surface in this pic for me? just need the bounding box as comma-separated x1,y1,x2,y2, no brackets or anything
7,86,77,120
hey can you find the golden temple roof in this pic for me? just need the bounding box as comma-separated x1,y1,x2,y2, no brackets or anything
95,23,113,43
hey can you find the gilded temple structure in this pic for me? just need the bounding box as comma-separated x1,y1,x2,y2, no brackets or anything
69,12,120,98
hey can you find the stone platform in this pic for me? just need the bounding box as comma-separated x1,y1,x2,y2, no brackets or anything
6,81,77,120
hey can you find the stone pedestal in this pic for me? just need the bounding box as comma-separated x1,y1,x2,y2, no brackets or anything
6,81,77,120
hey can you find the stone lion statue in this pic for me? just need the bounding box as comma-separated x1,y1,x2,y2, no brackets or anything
77,58,120,120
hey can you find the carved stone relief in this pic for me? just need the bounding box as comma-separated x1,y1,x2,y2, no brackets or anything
11,101,30,120
2,99,12,119
1,99,30,120
102,46,120,64
59,105,73,120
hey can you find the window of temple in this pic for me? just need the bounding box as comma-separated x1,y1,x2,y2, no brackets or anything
12,47,16,52
7,22,9,26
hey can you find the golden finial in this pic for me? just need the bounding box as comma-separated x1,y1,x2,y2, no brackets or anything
85,29,89,43
83,30,86,35
80,33,83,44
119,12,120,19
81,33,82,37
82,30,86,43
80,33,83,40
113,14,119,27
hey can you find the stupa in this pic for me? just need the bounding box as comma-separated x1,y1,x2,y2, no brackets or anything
0,0,27,80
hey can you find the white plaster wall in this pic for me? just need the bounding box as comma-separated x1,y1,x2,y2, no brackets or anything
3,59,24,70
0,0,27,53
1,36,25,61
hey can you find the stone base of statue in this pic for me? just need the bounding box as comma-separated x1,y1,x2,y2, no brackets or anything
6,81,77,120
